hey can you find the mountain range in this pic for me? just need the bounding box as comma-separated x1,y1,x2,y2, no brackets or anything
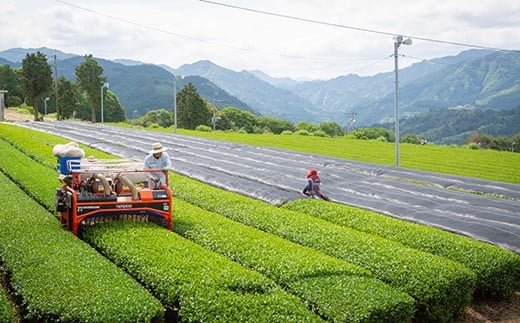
1,47,519,140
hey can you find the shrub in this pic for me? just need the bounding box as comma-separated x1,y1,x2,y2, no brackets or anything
195,125,212,132
83,222,321,322
0,286,15,323
170,173,477,322
0,172,164,321
281,130,293,135
173,198,415,322
295,130,310,136
283,199,520,299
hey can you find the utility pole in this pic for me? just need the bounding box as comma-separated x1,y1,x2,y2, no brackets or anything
54,51,59,120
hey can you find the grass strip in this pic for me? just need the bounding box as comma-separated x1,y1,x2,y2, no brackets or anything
173,198,415,322
283,199,520,299
171,173,477,322
82,221,322,322
0,171,164,321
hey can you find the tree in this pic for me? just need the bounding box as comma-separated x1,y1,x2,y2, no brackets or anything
177,83,211,130
256,116,293,134
57,76,80,119
220,107,256,133
75,54,106,123
319,121,345,137
0,64,22,106
102,90,126,122
295,121,319,133
20,52,53,121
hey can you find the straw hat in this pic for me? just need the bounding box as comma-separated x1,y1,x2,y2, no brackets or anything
150,142,167,154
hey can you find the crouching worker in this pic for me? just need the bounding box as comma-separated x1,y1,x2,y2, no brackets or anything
144,142,172,189
302,168,330,201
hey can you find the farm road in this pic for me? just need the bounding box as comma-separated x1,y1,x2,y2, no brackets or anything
17,121,520,254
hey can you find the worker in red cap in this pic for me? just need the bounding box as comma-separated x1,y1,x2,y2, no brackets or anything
302,168,330,201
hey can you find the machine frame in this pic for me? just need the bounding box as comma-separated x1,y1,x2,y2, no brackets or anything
55,158,173,236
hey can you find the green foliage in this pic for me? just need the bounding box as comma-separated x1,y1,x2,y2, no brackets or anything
0,285,15,323
295,129,310,136
220,106,257,133
195,124,212,132
56,76,80,119
378,106,520,145
177,83,211,130
134,108,172,128
401,133,422,144
75,54,106,122
295,121,319,133
319,121,344,137
256,116,294,134
170,173,477,322
82,221,321,322
0,172,164,321
0,64,21,101
352,127,394,141
20,51,53,121
173,198,415,322
284,199,520,299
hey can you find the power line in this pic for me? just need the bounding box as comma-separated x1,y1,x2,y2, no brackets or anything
55,0,347,61
200,0,519,53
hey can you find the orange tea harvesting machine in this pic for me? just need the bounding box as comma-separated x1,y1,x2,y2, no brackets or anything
54,154,172,236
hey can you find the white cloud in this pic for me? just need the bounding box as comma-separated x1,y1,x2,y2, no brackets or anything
1,0,518,79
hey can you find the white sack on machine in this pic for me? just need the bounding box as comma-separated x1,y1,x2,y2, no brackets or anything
53,142,85,158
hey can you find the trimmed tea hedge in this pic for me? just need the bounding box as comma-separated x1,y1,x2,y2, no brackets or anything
283,199,520,299
173,198,415,322
0,127,321,321
82,221,322,322
0,286,15,323
0,172,164,321
170,174,477,322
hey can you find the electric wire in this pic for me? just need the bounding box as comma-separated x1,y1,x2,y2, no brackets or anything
200,0,519,53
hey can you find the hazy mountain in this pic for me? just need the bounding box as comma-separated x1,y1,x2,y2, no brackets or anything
0,47,77,62
0,50,252,117
373,106,520,145
1,47,518,142
174,60,321,122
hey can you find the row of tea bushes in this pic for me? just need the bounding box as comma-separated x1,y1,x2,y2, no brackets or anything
170,174,477,322
0,128,321,321
83,222,322,322
173,198,415,322
0,171,164,321
283,199,520,299
0,139,59,209
0,286,15,323
0,124,114,169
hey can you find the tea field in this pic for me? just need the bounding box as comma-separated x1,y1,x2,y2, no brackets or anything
0,122,519,322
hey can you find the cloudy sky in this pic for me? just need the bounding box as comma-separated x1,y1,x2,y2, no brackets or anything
1,0,518,80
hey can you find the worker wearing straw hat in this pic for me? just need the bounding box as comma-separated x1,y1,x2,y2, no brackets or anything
144,142,171,188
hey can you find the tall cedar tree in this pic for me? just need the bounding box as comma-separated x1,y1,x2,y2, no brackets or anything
75,55,106,123
20,52,53,121
177,82,211,130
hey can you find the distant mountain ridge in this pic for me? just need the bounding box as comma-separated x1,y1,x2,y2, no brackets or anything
1,47,519,142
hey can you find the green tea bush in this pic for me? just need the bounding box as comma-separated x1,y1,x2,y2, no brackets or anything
174,198,415,322
0,286,15,323
83,221,321,322
283,199,520,299
0,172,164,321
171,174,477,322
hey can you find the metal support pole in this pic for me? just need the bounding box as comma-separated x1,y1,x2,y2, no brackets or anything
394,41,400,167
173,76,177,134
